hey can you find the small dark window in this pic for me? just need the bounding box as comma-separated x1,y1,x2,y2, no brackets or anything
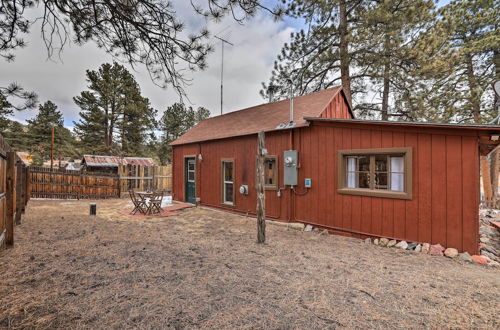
257,156,278,190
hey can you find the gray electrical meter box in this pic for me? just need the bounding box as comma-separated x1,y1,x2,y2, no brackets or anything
284,150,298,186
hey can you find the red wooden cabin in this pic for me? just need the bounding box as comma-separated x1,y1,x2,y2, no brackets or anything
171,87,500,254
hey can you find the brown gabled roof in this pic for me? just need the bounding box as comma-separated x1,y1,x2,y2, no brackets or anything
171,87,348,145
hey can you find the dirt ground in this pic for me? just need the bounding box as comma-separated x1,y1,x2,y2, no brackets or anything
1,199,499,329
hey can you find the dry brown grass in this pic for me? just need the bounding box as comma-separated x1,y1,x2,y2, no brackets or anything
1,199,499,329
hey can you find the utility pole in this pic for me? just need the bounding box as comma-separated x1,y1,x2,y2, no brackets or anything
215,35,233,115
50,126,54,170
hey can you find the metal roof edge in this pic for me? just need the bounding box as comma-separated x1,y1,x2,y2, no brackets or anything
304,117,500,130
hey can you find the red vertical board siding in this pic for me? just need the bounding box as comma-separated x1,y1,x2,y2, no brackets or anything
360,129,372,234
173,121,482,254
417,134,432,243
350,129,362,231
333,128,343,228
392,132,406,239
371,130,382,236
341,128,352,230
404,133,419,242
446,135,463,250
381,131,394,237
462,136,479,254
431,134,447,246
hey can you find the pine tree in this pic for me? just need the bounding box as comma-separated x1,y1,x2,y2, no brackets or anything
26,100,78,159
74,62,157,155
157,104,210,164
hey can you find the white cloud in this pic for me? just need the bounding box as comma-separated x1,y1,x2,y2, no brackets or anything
0,4,294,128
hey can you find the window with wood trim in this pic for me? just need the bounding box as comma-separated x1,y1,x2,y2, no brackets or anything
222,160,234,205
338,147,412,199
263,156,278,190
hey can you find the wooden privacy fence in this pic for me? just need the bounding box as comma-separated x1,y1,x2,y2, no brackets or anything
118,164,172,196
30,167,120,199
0,134,30,249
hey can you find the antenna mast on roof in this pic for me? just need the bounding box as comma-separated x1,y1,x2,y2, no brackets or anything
215,35,234,115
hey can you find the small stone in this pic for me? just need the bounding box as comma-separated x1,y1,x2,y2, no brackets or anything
414,244,422,252
395,241,408,249
374,238,379,246
364,238,371,244
379,238,389,247
387,239,397,247
421,243,430,254
472,255,489,265
480,236,490,243
480,250,496,260
444,248,459,258
407,242,418,250
304,225,313,232
458,252,472,262
429,244,445,256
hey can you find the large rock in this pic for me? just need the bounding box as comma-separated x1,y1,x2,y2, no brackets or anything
387,239,397,247
304,225,313,232
395,241,408,250
421,243,430,254
488,261,500,267
472,255,489,265
364,238,371,244
458,252,472,262
379,238,389,247
444,248,459,258
414,244,422,252
373,238,379,246
429,244,445,256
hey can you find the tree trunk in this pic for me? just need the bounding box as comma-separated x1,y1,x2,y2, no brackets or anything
491,151,499,199
6,152,15,246
465,54,481,123
256,131,266,244
481,156,492,201
381,35,391,121
339,0,352,104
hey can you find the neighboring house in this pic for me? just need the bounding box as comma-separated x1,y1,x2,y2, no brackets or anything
15,152,31,166
81,155,155,173
170,87,500,255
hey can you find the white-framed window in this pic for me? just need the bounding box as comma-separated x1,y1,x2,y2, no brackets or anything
222,160,234,205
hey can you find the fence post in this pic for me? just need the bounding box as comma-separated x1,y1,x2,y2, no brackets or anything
5,152,15,246
15,161,23,225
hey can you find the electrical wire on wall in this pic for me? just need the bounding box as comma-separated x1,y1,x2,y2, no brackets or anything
292,186,309,196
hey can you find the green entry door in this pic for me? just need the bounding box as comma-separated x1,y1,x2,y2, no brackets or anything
185,158,196,204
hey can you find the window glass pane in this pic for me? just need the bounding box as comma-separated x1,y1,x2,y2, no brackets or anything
225,183,233,202
224,162,233,181
375,172,388,189
358,172,370,188
188,162,195,171
347,157,356,171
188,171,194,181
375,155,388,171
358,156,370,171
391,156,404,172
390,173,404,191
347,172,356,188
